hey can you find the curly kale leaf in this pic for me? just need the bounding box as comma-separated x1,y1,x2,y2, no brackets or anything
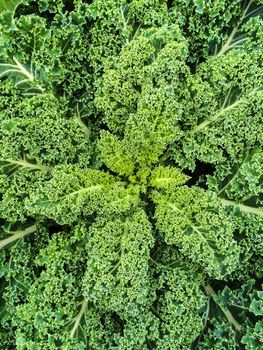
198,280,263,349
14,225,90,349
152,187,240,278
153,254,206,349
0,0,23,27
172,50,262,169
207,149,263,276
0,10,93,104
83,209,154,318
88,0,170,75
27,165,140,224
208,148,263,218
95,23,188,133
0,114,94,169
169,0,263,61
0,170,51,223
149,166,190,189
0,222,49,349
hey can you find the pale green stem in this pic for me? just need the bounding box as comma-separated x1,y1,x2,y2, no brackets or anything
204,284,242,332
12,57,45,93
120,5,129,44
167,202,183,213
2,158,51,171
70,300,88,338
13,57,34,81
192,99,243,134
221,199,263,217
153,176,189,186
217,27,238,56
0,224,37,249
75,104,91,138
218,153,249,195
37,184,104,206
192,225,206,240
217,0,254,56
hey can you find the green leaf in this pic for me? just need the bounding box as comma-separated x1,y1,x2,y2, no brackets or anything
0,57,46,95
0,0,22,12
250,299,263,316
99,131,134,176
152,187,240,278
27,165,140,224
194,0,205,14
83,209,154,317
216,0,263,56
0,0,23,27
149,166,190,189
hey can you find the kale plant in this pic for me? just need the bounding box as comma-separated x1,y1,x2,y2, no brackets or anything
0,1,262,349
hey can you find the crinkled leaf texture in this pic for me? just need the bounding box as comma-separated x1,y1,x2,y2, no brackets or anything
27,165,140,225
152,186,240,278
83,209,154,318
0,1,262,349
